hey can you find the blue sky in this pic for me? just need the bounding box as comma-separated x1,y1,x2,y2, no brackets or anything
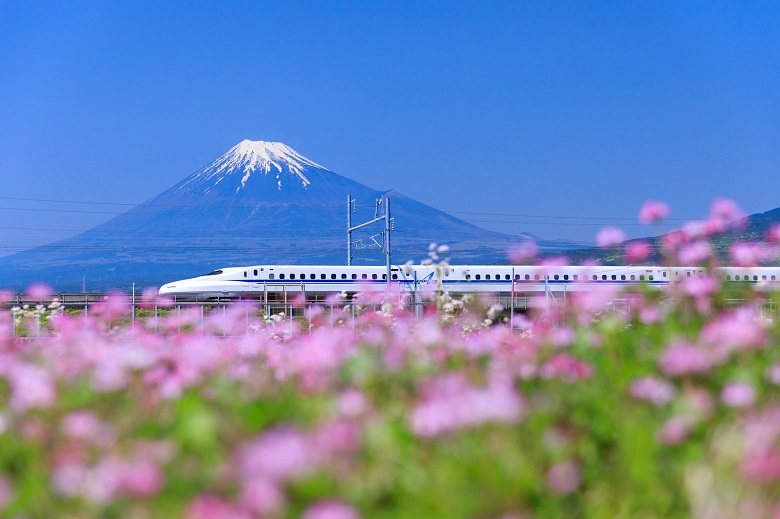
1,1,779,257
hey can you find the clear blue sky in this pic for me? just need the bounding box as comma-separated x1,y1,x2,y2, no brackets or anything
1,1,779,257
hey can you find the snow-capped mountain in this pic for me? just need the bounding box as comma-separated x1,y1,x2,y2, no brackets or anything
0,140,582,291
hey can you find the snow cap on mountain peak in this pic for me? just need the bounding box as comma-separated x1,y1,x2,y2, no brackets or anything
180,139,327,194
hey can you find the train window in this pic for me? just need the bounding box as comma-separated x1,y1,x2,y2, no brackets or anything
352,274,357,280
280,274,285,280
254,269,258,276
535,275,540,280
485,274,491,280
476,274,481,280
342,274,347,279
525,274,530,280
754,275,758,281
372,274,377,279
359,274,366,280
496,274,501,279
554,274,559,280
686,272,690,277
564,275,569,280
612,275,617,280
763,275,767,280
574,275,578,280
593,275,598,281
773,276,777,281
621,275,626,280
205,270,223,276
269,274,275,280
649,275,654,281
383,274,387,280
602,275,607,280
663,272,667,277
331,274,336,279
321,274,326,279
244,271,247,278
515,274,521,280
506,275,511,280
640,275,645,280
393,274,398,280
290,273,296,279
630,275,635,280
309,274,314,279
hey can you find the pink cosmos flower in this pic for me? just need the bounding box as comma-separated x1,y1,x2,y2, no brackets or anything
546,460,581,496
237,427,313,482
240,477,284,517
721,382,756,408
730,242,768,267
8,364,56,412
187,494,252,519
26,283,53,302
638,200,669,224
410,373,524,438
699,308,768,356
629,376,677,406
639,305,663,324
678,242,711,265
596,226,625,247
0,476,12,509
625,241,651,262
302,500,361,519
710,197,741,221
656,416,690,445
658,341,710,377
508,241,538,263
539,352,594,382
767,224,780,244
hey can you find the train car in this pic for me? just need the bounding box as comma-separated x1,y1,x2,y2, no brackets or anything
158,264,780,299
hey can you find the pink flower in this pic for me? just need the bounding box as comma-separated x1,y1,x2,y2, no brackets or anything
656,416,690,445
766,364,780,385
338,389,368,418
237,427,313,482
639,305,663,324
546,460,581,496
678,242,711,265
625,241,651,262
62,411,101,440
741,453,780,483
767,224,780,244
410,373,524,438
658,341,710,377
240,477,284,517
699,308,768,355
26,283,53,302
302,500,361,519
730,243,768,267
596,226,625,247
721,382,756,408
0,476,12,509
638,200,669,224
187,494,252,519
630,376,677,406
508,241,538,263
539,353,594,382
8,364,56,412
710,197,741,221
119,459,164,497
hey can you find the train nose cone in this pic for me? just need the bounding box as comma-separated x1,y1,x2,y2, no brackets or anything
159,283,177,295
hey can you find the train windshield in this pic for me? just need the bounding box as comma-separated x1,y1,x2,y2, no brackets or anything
202,270,223,276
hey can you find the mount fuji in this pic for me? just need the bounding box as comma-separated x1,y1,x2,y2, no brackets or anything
0,140,582,291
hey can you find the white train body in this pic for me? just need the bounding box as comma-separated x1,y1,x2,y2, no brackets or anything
158,264,780,298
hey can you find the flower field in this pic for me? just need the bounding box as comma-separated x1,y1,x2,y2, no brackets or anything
2,202,780,518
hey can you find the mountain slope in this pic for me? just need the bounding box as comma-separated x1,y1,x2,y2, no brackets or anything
0,140,582,291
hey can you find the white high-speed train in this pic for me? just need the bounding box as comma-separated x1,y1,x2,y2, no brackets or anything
158,264,780,298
